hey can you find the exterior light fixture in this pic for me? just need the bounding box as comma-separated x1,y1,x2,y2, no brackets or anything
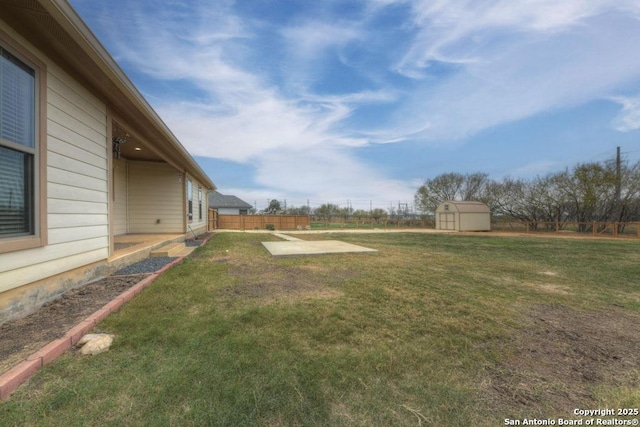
112,133,129,159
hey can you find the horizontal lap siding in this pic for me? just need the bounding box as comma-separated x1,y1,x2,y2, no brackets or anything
128,162,183,233
218,208,240,215
188,176,207,233
0,51,109,293
112,158,127,235
46,62,108,249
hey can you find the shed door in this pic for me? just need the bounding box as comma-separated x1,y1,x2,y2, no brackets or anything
439,213,455,230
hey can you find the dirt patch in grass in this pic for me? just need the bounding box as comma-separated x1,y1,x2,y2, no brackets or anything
217,263,353,305
485,304,640,415
0,275,146,375
218,281,344,304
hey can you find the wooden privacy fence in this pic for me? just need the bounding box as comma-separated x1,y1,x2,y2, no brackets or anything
210,211,310,231
207,209,640,238
208,209,218,231
491,220,640,238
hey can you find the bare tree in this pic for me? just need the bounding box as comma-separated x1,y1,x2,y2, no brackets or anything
266,199,282,214
370,208,387,223
286,205,311,216
314,203,340,221
415,172,490,214
477,160,640,231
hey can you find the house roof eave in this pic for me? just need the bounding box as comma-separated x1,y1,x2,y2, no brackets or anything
1,0,215,190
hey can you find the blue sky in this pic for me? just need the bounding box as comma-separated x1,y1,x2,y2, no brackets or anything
69,0,640,212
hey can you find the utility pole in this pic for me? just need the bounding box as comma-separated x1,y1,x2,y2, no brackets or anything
615,146,621,204
614,146,622,230
398,202,408,218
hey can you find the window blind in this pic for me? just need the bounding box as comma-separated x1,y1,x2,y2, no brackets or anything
0,50,35,148
0,47,35,236
0,146,32,235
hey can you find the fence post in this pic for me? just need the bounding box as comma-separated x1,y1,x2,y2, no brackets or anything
613,222,618,238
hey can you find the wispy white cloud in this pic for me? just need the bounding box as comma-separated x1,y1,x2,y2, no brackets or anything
396,0,640,78
71,0,640,206
253,147,413,200
156,97,364,162
385,1,640,142
280,21,363,62
610,95,640,132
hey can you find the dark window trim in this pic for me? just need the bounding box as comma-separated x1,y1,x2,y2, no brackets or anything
0,29,47,254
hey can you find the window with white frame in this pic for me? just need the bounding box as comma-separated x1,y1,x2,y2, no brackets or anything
0,46,37,239
198,186,202,220
187,179,193,221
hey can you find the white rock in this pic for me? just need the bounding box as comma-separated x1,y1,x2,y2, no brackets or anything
79,333,115,355
77,333,104,346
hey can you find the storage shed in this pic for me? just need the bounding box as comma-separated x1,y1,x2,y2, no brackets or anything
435,201,491,231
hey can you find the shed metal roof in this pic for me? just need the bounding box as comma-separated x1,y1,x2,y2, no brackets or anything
438,201,490,213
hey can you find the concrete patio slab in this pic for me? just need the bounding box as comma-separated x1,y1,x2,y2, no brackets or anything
262,240,378,256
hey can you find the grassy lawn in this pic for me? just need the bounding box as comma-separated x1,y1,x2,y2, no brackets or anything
2,232,639,426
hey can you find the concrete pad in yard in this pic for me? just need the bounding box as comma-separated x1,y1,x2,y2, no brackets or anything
262,240,377,256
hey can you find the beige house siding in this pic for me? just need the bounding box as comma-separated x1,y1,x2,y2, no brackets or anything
187,176,208,234
0,7,215,324
0,24,109,295
128,162,183,233
112,157,128,235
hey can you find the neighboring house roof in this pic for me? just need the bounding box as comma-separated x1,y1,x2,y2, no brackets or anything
0,0,215,190
208,191,252,209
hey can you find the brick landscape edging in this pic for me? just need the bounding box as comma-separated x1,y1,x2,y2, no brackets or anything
0,234,215,402
0,273,165,401
0,234,215,401
0,360,41,401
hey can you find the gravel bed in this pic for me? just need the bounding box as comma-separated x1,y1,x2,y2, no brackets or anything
185,240,203,247
114,257,177,275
